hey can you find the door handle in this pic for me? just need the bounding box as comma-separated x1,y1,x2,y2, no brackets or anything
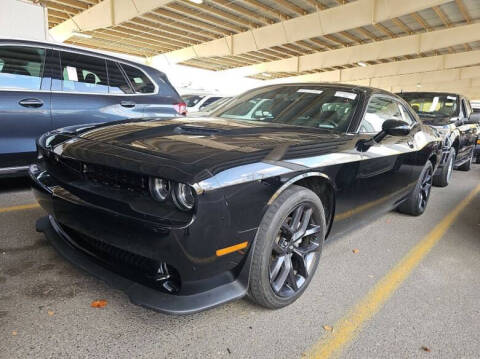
120,101,136,108
19,98,44,108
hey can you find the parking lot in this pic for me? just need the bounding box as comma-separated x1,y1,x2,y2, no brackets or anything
1,165,478,359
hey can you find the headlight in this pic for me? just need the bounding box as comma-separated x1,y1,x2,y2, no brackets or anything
173,183,195,211
149,178,171,202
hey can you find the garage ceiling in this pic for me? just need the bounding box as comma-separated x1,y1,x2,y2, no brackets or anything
31,0,480,97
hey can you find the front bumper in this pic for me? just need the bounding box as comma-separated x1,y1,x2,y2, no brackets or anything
30,164,253,314
35,216,247,314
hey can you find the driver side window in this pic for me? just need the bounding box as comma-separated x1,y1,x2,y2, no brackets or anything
359,97,402,134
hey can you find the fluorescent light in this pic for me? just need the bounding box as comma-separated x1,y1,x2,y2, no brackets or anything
416,83,422,88
72,31,92,39
188,0,203,4
261,72,272,77
357,61,367,67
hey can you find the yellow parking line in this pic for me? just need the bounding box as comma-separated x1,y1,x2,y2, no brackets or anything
0,203,40,214
306,183,480,359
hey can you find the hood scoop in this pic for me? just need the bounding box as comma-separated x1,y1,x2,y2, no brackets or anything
173,125,221,136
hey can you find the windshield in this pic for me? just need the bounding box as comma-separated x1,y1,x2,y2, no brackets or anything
401,94,458,118
182,95,205,107
214,86,359,132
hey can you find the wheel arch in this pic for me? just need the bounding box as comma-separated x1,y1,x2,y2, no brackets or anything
267,172,336,238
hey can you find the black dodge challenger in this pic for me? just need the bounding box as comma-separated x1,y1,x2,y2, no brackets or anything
31,84,442,314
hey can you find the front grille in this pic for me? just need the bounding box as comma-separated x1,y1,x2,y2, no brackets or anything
83,162,149,194
61,225,180,293
45,155,149,195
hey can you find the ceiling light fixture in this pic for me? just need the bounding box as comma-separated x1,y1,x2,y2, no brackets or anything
188,0,203,4
357,61,367,67
72,31,92,39
262,72,272,77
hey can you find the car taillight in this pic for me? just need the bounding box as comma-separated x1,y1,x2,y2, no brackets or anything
174,102,187,115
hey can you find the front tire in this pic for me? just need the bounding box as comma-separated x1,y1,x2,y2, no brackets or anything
398,161,433,216
458,149,474,171
248,185,326,309
433,147,455,187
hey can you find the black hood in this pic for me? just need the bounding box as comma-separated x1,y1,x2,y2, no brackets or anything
49,117,352,184
418,115,454,126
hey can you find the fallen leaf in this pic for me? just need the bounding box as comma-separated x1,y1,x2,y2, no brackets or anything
48,310,54,316
323,325,333,332
12,331,17,336
91,300,108,308
421,346,431,352
352,249,360,254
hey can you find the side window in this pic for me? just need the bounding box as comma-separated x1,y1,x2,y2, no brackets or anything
121,64,155,94
359,97,402,133
0,46,45,90
107,61,133,94
399,104,416,126
59,51,108,94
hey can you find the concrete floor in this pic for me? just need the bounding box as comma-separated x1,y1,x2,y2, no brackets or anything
1,166,479,359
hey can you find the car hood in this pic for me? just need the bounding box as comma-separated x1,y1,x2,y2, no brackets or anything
418,115,454,126
48,117,352,184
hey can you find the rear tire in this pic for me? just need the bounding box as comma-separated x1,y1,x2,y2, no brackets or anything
458,150,473,171
398,161,433,216
433,148,455,187
248,185,326,309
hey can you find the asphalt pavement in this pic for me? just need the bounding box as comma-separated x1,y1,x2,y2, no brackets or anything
1,166,479,359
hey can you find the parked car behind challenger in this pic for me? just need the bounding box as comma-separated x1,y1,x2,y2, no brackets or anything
0,39,185,177
31,84,442,314
398,92,479,186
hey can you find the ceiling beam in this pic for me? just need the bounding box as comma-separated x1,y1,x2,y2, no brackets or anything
49,0,174,42
264,49,480,87
215,22,480,77
160,0,452,63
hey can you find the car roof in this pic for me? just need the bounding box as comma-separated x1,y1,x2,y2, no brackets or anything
0,38,158,73
397,91,462,98
242,82,396,98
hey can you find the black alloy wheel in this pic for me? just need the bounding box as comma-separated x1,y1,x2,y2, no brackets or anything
418,165,433,212
269,204,322,297
248,185,326,309
398,160,434,216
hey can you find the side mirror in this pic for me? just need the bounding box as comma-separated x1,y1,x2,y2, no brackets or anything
381,119,411,137
356,119,411,152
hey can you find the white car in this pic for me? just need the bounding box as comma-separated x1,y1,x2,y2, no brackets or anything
182,93,226,113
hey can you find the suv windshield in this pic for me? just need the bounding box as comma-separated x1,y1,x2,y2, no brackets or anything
214,86,359,132
401,94,458,118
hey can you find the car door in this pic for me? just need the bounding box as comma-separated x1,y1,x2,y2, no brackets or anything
0,45,52,169
50,50,143,131
350,95,418,223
